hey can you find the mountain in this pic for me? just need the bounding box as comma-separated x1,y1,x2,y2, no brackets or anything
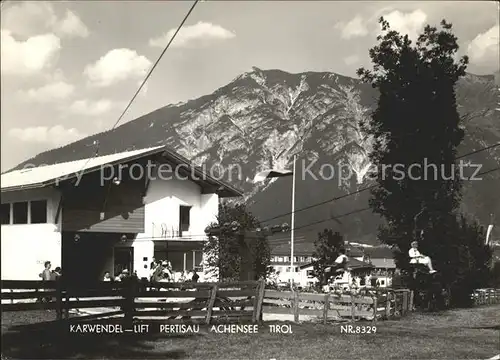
10,68,500,244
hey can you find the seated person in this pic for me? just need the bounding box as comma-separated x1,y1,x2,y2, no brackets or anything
409,241,436,273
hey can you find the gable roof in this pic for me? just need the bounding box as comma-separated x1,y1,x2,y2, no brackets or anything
1,146,243,198
299,258,374,270
271,241,315,256
370,258,396,269
365,246,394,259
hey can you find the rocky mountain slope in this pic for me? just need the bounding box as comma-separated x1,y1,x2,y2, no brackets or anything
10,68,500,243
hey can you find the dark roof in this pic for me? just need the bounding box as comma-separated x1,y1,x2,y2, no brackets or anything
1,145,243,198
365,246,394,259
347,258,374,269
158,146,243,198
370,258,396,269
299,258,374,270
346,246,365,257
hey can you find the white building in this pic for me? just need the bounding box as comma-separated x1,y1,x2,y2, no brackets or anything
1,146,242,281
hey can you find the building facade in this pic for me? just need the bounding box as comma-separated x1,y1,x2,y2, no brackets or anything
1,146,242,281
268,233,398,287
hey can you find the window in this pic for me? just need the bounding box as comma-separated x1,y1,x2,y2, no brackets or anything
13,202,28,224
1,203,10,225
295,267,299,272
284,256,289,262
306,270,314,278
30,200,47,224
278,257,284,262
179,206,191,234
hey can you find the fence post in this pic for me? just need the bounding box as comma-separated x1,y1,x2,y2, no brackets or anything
350,295,355,322
372,295,378,323
253,280,265,323
385,292,391,319
64,286,70,319
401,290,407,316
123,279,135,328
293,290,299,323
409,290,414,311
206,284,218,325
56,279,63,321
393,291,399,317
323,293,330,325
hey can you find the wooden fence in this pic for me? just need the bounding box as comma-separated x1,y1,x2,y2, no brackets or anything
3,280,497,325
471,288,500,306
263,288,412,324
1,279,265,324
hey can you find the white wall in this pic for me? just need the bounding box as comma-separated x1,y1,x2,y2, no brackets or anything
1,188,62,280
131,174,219,279
143,174,218,239
115,237,154,279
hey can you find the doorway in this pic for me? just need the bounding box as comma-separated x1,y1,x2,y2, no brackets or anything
62,232,114,284
114,247,134,276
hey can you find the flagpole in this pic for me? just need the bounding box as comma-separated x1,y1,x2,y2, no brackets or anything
290,154,297,287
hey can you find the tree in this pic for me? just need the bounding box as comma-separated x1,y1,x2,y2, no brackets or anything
204,202,271,281
312,229,344,285
357,18,489,305
448,215,492,306
491,261,500,287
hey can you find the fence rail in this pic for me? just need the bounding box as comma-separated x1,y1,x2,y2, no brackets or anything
471,288,500,306
2,280,498,325
1,279,265,324
263,288,412,324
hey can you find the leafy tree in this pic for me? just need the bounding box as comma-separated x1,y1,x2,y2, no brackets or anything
204,202,271,281
491,261,500,287
312,229,344,285
357,18,493,305
453,216,492,302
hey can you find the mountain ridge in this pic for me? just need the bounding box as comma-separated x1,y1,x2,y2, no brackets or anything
9,68,500,243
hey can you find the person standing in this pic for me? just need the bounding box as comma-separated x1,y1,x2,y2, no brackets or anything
40,261,52,303
51,267,62,280
392,268,403,289
41,261,52,281
191,270,200,283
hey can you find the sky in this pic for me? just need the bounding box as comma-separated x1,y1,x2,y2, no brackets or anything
1,1,499,171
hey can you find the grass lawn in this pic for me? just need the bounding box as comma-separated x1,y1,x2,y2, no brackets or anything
1,305,499,359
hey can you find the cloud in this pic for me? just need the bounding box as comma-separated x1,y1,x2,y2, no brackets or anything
53,10,89,38
84,48,151,87
343,55,360,66
334,16,369,39
0,30,61,75
380,9,427,41
149,21,236,48
68,99,115,116
8,125,86,146
1,2,89,39
18,81,75,102
1,2,58,38
467,25,499,71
